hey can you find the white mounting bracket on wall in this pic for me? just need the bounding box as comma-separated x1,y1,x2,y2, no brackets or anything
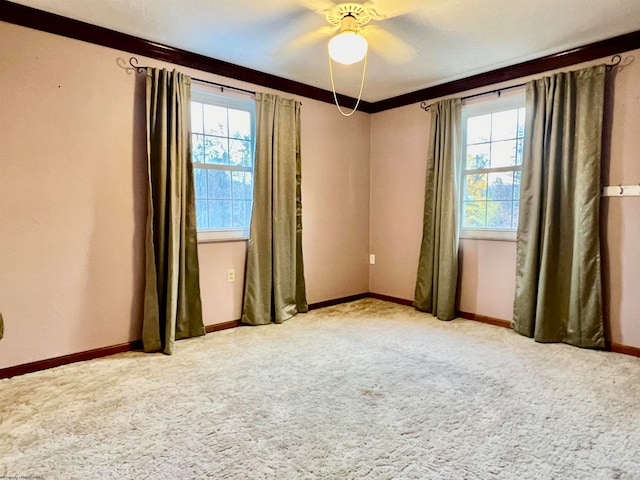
601,185,640,197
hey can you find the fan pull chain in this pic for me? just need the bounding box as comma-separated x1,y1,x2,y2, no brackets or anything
328,52,368,117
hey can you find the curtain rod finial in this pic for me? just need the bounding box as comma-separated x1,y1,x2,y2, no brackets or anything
129,57,146,74
606,55,622,71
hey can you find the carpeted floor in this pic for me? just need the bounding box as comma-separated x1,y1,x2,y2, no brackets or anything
1,299,639,479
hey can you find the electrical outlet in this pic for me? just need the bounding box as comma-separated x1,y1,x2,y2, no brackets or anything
227,269,236,283
369,254,376,265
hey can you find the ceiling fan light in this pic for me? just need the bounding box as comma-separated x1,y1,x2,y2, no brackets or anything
328,31,368,65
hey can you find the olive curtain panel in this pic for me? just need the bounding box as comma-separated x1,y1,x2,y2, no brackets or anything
242,93,308,325
414,98,462,321
142,68,205,354
513,65,606,348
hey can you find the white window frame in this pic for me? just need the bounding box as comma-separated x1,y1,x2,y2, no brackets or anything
191,87,256,243
460,92,525,241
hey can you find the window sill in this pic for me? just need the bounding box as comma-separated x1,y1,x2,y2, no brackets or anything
197,229,249,243
460,229,517,242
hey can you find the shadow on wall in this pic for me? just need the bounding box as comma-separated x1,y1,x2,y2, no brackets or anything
456,245,476,313
600,67,618,347
130,72,148,339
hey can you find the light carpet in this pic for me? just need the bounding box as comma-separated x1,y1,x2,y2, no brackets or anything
1,299,639,479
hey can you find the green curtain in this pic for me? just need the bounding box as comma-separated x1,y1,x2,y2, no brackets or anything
414,98,462,321
242,93,308,325
142,68,205,354
513,65,606,348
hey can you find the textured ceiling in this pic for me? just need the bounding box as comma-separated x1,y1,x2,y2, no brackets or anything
9,0,640,102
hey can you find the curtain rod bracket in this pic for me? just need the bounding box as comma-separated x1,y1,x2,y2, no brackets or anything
606,55,622,71
129,56,146,74
126,57,255,97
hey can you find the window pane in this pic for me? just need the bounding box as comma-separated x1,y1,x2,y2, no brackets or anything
232,200,252,228
487,201,513,228
204,136,229,165
194,167,207,199
191,91,255,236
207,170,231,199
516,138,524,165
204,104,227,136
229,109,251,140
192,134,204,163
191,102,204,134
461,102,525,235
466,143,490,169
208,200,232,229
488,172,514,201
491,140,517,168
491,109,518,141
517,107,526,137
229,139,253,167
463,202,487,227
232,171,253,200
196,199,208,230
467,114,491,144
464,173,487,201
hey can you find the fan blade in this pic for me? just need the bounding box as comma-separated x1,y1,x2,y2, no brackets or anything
363,0,422,20
362,25,415,64
295,0,336,14
274,25,338,57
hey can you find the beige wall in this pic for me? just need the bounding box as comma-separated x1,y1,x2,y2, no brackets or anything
369,105,428,300
0,24,147,369
601,54,640,347
0,21,370,369
456,239,517,318
2,20,638,371
301,102,371,303
369,50,640,349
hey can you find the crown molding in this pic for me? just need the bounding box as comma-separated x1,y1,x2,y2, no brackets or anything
0,0,376,113
1,1,639,114
370,29,640,113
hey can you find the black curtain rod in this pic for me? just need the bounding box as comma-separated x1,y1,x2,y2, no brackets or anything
420,82,526,111
128,57,255,96
420,54,622,111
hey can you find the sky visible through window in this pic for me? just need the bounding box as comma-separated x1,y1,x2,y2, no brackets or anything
191,101,254,232
462,107,525,230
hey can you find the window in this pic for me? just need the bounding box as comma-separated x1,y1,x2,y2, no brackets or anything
191,88,256,242
460,94,525,240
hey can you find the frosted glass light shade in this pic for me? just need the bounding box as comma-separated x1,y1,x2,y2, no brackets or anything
328,32,368,65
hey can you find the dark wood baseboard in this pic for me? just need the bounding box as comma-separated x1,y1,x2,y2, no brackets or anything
0,295,368,378
368,293,414,307
457,311,513,329
455,311,640,358
4,297,639,378
205,320,241,333
0,320,241,379
308,293,369,310
610,342,640,358
0,340,143,379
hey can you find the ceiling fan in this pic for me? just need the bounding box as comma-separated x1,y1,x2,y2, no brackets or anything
282,1,416,115
286,1,416,65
